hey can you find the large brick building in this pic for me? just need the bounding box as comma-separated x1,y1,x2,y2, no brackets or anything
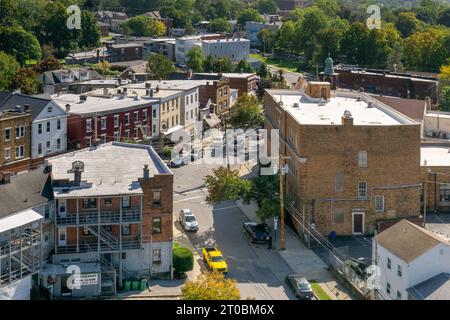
44,142,173,298
264,82,422,236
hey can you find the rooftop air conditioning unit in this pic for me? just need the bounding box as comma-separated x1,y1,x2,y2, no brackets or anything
367,101,374,108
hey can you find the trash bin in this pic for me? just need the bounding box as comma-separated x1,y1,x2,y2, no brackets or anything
124,280,131,291
140,278,148,290
132,280,140,291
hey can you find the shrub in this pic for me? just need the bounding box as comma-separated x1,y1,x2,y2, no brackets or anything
162,146,173,158
173,243,194,274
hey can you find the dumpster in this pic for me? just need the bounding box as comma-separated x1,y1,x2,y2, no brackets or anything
124,280,131,291
140,278,148,290
132,280,140,291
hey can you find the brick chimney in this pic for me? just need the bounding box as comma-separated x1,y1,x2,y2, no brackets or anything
341,110,353,126
143,165,150,180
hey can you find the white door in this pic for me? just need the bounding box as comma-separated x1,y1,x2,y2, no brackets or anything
58,228,67,246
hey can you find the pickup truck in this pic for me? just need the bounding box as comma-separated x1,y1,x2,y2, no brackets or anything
201,247,228,273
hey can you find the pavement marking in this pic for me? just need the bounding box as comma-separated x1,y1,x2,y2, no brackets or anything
173,196,203,203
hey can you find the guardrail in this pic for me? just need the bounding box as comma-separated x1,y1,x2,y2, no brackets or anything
56,209,141,226
56,239,141,254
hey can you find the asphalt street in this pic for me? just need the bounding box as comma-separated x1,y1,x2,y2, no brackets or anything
171,162,298,300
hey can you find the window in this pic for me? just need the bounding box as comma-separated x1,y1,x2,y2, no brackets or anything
44,204,50,220
224,88,228,96
186,111,189,121
57,138,61,150
152,125,156,134
101,117,107,130
46,121,50,132
358,151,368,168
195,93,198,101
57,119,61,130
153,191,161,206
152,218,161,233
396,291,401,300
387,257,391,269
83,198,97,209
15,145,24,159
44,232,50,245
333,208,344,224
143,110,147,122
386,282,391,295
38,124,42,134
134,111,139,124
15,126,25,139
121,252,127,259
397,265,402,277
125,113,130,125
86,136,91,148
104,197,112,205
47,140,51,152
4,148,10,161
125,129,130,139
122,196,131,208
114,115,119,128
86,119,92,133
186,96,189,105
153,109,157,118
176,115,179,125
114,131,120,141
38,143,42,156
190,94,193,104
375,195,384,212
47,106,53,113
358,181,368,199
83,227,92,235
101,134,107,144
335,173,344,192
5,127,10,141
440,184,450,202
122,224,131,236
190,109,193,119
153,249,162,263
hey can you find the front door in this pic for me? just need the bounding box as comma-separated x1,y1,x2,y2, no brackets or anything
58,228,67,246
352,212,364,235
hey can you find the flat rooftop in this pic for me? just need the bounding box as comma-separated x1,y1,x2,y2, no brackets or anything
202,38,250,43
266,89,417,126
48,142,172,198
195,72,257,79
52,94,159,115
421,145,450,167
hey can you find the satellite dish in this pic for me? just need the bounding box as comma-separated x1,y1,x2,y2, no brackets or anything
161,122,168,132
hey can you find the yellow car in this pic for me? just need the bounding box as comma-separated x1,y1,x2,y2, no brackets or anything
202,247,228,273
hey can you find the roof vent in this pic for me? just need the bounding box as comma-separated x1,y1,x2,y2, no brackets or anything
292,103,299,108
367,101,374,108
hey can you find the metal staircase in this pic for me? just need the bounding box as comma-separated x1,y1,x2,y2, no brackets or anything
99,255,136,280
87,226,119,250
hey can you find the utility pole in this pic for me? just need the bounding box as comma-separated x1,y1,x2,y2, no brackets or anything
279,155,290,251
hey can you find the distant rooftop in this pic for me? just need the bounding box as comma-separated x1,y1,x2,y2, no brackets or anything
48,142,172,198
202,38,250,43
407,273,450,300
266,89,417,126
421,145,450,167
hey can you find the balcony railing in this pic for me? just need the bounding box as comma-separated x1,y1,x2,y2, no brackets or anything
0,230,41,257
56,239,141,254
56,209,141,226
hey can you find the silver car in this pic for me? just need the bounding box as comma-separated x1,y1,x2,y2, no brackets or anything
179,209,199,232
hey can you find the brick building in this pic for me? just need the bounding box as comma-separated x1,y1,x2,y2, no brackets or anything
44,142,173,298
107,43,144,63
0,109,31,174
264,83,422,236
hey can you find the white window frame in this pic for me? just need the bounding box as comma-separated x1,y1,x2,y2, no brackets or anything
101,117,107,130
57,138,61,150
114,115,119,128
86,119,92,133
4,147,10,161
143,109,147,122
15,145,24,159
358,151,368,168
358,181,368,199
114,131,120,141
375,195,384,212
46,121,50,132
125,113,130,126
86,136,91,148
38,124,42,134
57,119,61,130
46,140,51,153
335,173,344,192
5,127,10,141
134,111,139,124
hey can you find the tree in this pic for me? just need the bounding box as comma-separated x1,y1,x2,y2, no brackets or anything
79,11,101,49
187,47,205,72
121,15,166,37
395,12,421,38
438,7,450,27
12,68,41,95
228,94,264,129
203,55,215,72
146,54,176,80
257,28,277,53
204,167,252,204
234,59,253,73
439,63,450,110
173,243,194,275
313,0,339,17
35,56,61,73
0,26,42,65
213,57,232,73
387,42,405,72
215,0,233,20
0,51,20,90
257,62,269,79
181,272,240,300
256,0,278,15
209,18,232,33
237,8,264,28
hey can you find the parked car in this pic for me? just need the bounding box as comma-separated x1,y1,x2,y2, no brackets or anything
179,208,199,232
243,222,271,243
201,247,228,273
169,154,190,168
285,275,314,300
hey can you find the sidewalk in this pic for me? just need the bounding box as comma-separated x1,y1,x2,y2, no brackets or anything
236,163,353,300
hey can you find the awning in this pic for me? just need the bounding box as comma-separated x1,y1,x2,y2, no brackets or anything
0,209,43,234
162,125,184,136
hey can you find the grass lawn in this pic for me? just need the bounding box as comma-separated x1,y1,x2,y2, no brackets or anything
309,280,332,300
250,53,301,73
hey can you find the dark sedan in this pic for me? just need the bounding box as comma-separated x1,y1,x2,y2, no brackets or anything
243,222,271,244
285,275,314,300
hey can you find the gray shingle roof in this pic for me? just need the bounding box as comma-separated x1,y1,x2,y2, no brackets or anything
0,93,51,121
407,273,450,300
0,168,53,218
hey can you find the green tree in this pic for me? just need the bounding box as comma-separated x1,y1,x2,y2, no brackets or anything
0,0,19,26
313,0,339,17
438,7,450,27
209,18,232,33
146,54,176,80
234,59,253,73
439,63,450,110
35,56,62,73
237,8,264,28
203,55,215,72
12,68,41,95
173,243,194,275
213,57,232,72
121,15,166,37
181,272,240,300
387,42,405,72
215,0,233,19
257,62,269,78
79,11,101,49
256,0,278,15
204,167,252,204
186,47,205,72
395,12,421,37
229,94,263,129
0,51,20,90
257,28,277,53
0,26,42,65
